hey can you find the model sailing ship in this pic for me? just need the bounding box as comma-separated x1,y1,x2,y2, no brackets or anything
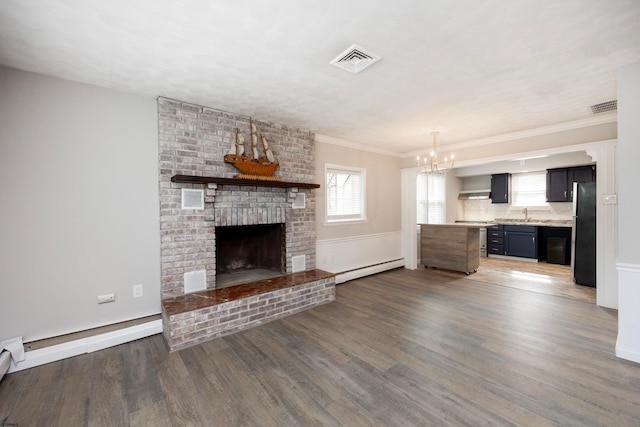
224,118,280,180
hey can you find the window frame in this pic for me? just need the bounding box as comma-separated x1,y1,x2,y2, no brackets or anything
324,164,367,225
417,173,446,224
511,171,548,208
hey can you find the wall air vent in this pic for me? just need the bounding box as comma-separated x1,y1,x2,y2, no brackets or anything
590,100,617,114
330,44,381,74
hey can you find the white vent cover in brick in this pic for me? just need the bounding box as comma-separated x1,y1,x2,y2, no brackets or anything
330,44,381,74
291,255,306,273
292,193,305,209
184,270,206,293
182,188,204,210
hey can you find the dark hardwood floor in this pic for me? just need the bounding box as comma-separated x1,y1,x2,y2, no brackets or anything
1,261,637,426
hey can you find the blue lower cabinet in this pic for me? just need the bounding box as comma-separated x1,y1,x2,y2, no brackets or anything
488,244,504,255
487,225,505,255
504,225,538,259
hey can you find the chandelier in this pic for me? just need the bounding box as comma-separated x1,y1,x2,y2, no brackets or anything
417,131,454,174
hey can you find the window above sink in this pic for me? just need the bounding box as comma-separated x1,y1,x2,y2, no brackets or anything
511,171,547,207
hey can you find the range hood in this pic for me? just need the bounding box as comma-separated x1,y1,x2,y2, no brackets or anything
458,189,491,200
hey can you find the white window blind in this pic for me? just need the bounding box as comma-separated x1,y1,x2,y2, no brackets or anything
326,165,366,222
417,173,446,224
512,171,547,207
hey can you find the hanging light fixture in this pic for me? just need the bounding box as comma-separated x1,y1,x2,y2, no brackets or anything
417,131,454,174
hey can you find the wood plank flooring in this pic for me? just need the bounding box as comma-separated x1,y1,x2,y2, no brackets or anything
464,257,595,303
1,262,636,426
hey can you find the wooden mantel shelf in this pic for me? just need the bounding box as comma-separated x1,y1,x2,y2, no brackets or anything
171,175,320,189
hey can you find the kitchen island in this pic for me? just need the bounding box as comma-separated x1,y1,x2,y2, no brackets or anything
420,223,492,274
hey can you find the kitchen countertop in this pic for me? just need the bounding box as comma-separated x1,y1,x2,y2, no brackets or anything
424,222,497,227
493,218,572,227
456,219,572,227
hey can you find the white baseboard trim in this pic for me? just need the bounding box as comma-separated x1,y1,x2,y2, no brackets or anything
615,346,640,364
335,259,405,284
488,254,539,263
8,319,163,373
0,351,10,382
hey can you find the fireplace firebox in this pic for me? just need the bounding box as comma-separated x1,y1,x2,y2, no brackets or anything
215,223,285,288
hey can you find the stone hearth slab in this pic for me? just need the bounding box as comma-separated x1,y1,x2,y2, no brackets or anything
161,269,336,351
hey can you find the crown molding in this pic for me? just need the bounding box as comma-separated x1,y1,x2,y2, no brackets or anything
449,138,616,169
402,113,617,158
314,134,403,158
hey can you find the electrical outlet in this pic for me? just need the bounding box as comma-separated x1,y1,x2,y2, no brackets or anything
97,293,115,304
133,284,143,298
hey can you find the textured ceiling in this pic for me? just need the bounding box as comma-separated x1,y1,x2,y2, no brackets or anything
0,0,638,155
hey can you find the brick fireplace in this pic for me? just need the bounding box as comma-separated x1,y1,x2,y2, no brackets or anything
157,98,335,350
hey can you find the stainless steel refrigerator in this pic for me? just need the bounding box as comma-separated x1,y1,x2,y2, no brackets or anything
571,182,596,287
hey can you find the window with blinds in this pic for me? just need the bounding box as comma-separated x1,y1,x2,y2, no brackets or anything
325,165,366,222
417,173,446,224
512,171,547,207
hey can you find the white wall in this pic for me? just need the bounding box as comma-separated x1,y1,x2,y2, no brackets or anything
616,62,640,363
315,136,402,273
0,67,160,342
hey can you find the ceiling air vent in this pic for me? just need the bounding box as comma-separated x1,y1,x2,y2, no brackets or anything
590,100,617,114
330,44,381,74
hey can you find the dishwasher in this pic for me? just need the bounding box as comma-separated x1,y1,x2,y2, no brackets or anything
479,227,487,257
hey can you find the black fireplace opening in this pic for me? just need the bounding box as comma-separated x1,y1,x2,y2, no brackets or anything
215,223,285,288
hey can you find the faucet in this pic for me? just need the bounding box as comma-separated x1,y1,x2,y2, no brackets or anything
522,207,529,222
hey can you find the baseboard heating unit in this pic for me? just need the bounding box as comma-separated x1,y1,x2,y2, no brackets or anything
334,259,404,284
0,351,10,382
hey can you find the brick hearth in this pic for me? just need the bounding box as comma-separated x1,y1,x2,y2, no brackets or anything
162,270,335,351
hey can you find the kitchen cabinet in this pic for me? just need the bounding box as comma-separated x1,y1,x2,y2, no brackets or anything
487,224,505,255
546,165,595,202
547,168,569,202
504,225,538,259
490,173,510,204
571,166,595,185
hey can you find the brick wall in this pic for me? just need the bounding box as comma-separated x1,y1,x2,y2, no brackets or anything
158,97,317,298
